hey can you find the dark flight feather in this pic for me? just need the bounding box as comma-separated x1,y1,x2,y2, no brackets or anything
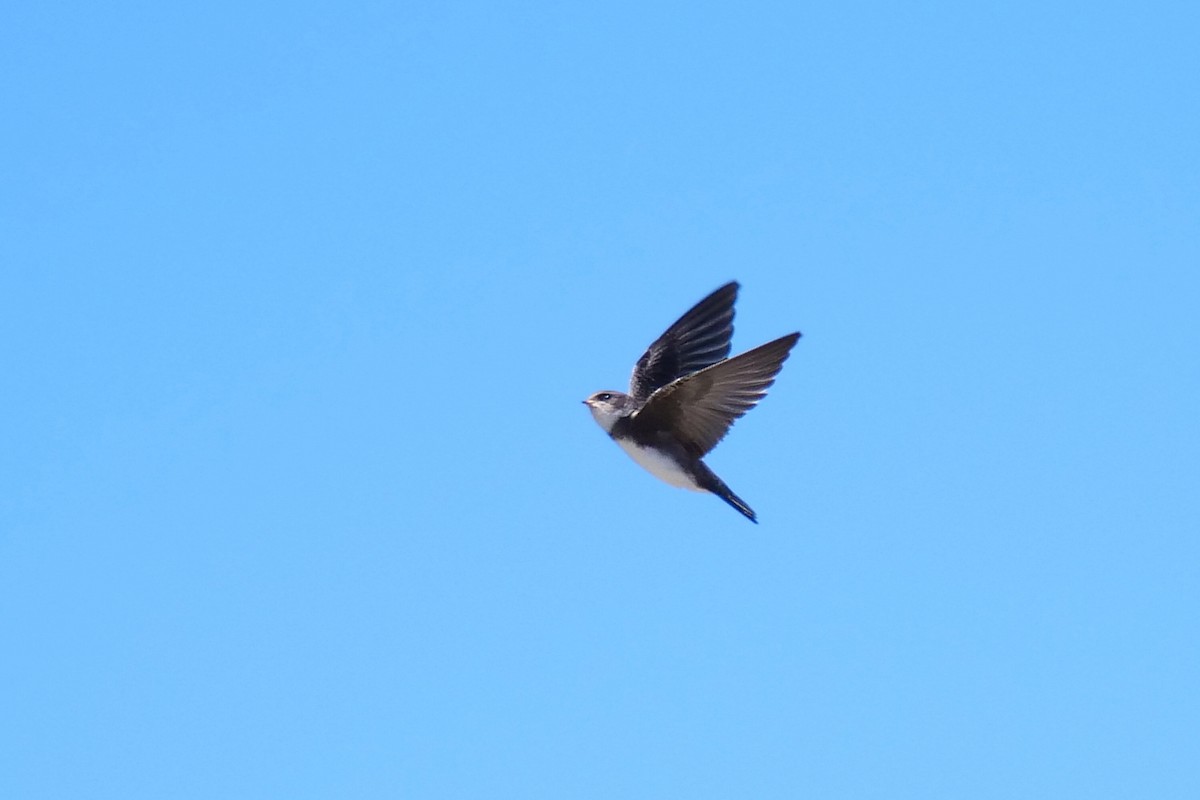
628,282,738,403
631,332,801,457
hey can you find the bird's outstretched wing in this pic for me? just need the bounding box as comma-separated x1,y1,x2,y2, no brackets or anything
629,282,738,403
632,333,800,457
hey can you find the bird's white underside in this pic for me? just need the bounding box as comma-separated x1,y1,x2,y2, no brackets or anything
615,438,703,491
587,398,702,491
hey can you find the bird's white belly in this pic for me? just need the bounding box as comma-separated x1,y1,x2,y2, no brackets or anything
616,439,702,491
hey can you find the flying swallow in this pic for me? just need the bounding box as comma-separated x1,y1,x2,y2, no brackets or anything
583,281,800,522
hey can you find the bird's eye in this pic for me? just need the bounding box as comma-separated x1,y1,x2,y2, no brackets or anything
597,393,612,401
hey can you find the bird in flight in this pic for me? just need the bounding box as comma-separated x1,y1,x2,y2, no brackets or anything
583,281,800,523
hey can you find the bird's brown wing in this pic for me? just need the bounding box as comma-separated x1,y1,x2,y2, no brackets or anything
631,333,800,457
629,282,738,403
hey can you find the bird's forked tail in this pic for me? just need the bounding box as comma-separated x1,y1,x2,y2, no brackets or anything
694,462,757,523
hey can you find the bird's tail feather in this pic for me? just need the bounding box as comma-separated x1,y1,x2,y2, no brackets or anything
694,463,757,523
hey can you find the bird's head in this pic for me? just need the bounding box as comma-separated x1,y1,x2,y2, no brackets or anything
582,391,631,433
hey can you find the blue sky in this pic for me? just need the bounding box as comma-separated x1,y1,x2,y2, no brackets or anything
2,1,1198,797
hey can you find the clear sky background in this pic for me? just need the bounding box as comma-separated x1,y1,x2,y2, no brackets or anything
2,2,1198,798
